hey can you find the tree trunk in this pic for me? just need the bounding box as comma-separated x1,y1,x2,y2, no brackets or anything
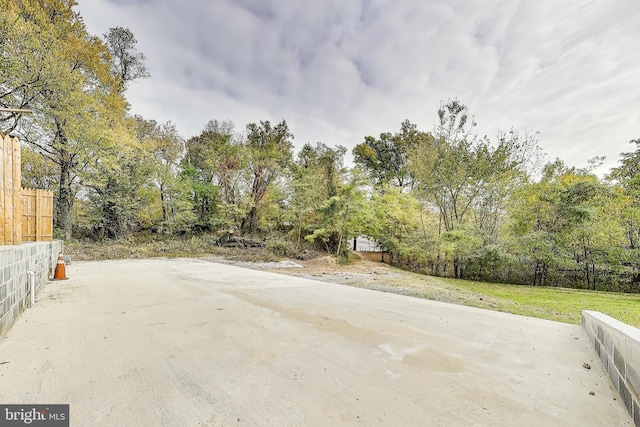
453,254,461,279
244,169,267,233
160,182,169,226
56,151,73,240
247,206,258,233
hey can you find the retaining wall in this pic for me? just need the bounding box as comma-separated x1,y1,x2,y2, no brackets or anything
582,310,640,426
0,241,63,336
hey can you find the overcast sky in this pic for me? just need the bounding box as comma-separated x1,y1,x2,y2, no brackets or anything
76,0,640,175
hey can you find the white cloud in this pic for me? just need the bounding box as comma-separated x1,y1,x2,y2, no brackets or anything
78,0,640,173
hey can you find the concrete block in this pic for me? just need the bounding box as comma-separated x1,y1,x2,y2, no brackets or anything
0,316,9,337
628,363,640,397
604,334,613,357
615,346,627,378
620,380,633,414
608,357,620,391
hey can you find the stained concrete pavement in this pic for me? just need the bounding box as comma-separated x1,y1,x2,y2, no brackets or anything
0,258,632,426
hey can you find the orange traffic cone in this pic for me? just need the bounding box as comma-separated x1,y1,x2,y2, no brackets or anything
53,252,69,280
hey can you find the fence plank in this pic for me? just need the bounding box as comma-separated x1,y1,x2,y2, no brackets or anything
3,135,14,244
45,192,53,241
21,189,36,242
0,135,6,244
12,136,21,244
36,189,42,241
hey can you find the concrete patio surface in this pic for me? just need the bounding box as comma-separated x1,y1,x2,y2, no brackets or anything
0,258,632,426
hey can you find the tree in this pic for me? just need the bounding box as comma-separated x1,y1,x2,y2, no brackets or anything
409,100,539,278
104,26,150,93
80,121,152,238
509,160,617,289
20,145,58,190
353,120,423,190
242,120,293,233
608,139,640,249
183,120,246,230
304,172,372,255
367,186,427,257
131,116,194,233
1,0,129,239
287,142,346,248
607,139,640,288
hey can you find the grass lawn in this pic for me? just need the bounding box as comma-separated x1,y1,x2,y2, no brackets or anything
440,277,640,328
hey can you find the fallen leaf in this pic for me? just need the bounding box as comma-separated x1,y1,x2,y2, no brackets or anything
582,362,591,370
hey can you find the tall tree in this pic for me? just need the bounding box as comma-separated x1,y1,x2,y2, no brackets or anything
242,120,293,233
81,121,152,238
184,120,246,230
133,116,193,233
409,100,538,278
287,142,346,248
608,139,640,288
509,160,616,289
304,172,372,256
353,120,423,190
104,26,150,93
1,0,127,239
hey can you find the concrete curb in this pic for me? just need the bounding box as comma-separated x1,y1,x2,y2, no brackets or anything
582,310,640,426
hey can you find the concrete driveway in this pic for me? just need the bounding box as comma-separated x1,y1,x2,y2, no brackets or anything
0,258,632,426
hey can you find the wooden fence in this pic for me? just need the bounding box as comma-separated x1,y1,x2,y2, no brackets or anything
21,189,54,242
0,133,53,245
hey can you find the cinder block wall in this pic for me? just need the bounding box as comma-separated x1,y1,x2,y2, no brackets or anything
582,310,640,427
0,241,63,336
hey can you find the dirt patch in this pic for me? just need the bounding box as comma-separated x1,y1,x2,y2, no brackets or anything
234,252,504,310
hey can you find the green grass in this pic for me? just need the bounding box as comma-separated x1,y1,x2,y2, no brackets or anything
439,277,640,328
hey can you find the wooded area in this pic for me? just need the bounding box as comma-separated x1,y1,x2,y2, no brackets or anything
1,1,638,291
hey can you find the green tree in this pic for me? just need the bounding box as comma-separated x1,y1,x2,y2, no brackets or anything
183,120,246,230
242,120,293,233
80,122,153,238
367,186,429,258
509,160,618,289
1,0,130,239
286,142,347,248
305,172,372,256
608,139,640,288
353,120,423,190
409,100,538,278
20,145,58,190
608,139,640,249
132,116,194,233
